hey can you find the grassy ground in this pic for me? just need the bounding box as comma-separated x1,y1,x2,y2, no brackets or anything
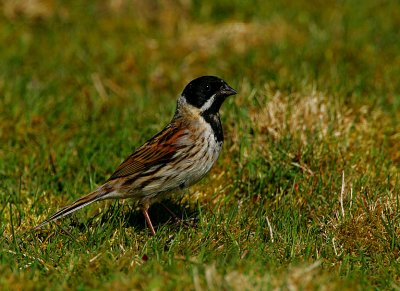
1,0,400,289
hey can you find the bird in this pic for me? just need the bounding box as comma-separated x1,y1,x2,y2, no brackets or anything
34,76,237,235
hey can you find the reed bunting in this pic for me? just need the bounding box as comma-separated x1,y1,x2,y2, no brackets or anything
34,76,237,235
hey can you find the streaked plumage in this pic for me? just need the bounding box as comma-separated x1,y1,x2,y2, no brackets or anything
34,76,237,235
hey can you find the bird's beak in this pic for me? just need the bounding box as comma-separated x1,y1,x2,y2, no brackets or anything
220,83,237,96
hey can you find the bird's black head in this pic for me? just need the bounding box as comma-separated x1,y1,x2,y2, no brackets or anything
182,76,237,114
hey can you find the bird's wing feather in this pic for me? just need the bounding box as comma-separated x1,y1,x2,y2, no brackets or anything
107,123,189,180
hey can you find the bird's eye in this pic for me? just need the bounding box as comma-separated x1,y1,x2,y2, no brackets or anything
205,84,211,92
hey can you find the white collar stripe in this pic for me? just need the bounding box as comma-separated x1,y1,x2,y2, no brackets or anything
200,94,216,112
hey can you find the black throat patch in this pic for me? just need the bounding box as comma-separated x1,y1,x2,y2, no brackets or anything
201,112,224,143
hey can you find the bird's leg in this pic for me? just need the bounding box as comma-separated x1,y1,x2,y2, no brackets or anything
160,202,181,222
142,206,156,236
160,202,191,228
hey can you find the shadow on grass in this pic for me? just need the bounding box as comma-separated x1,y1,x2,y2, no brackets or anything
88,199,199,233
23,200,199,247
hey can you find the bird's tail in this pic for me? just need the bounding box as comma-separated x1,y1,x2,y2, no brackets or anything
33,189,103,230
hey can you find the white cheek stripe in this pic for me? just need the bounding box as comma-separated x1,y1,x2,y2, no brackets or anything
200,94,217,112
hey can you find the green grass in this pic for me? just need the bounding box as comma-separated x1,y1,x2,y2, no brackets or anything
1,0,400,289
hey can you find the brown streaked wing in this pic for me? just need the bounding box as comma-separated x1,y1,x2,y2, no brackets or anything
106,124,188,181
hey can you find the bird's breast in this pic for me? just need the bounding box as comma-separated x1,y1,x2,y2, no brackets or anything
179,119,223,187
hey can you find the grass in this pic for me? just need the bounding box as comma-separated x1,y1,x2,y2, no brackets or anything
1,0,400,289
